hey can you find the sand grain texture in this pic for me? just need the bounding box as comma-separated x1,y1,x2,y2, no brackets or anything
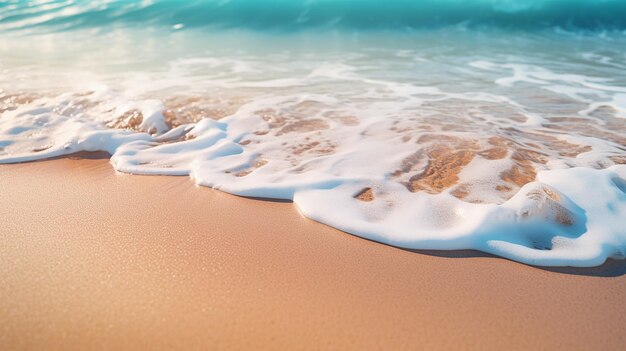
1,157,625,350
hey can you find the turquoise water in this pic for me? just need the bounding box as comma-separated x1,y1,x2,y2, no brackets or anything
1,0,626,32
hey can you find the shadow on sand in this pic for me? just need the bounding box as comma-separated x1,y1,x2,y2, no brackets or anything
406,248,626,277
54,151,111,160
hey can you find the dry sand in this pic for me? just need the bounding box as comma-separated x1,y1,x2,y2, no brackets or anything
1,155,625,350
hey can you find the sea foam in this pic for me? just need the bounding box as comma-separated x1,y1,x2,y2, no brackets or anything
1,12,625,267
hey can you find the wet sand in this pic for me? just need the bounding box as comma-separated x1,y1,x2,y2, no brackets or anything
1,156,625,350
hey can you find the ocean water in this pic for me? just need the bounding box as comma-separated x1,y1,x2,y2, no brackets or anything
1,0,625,267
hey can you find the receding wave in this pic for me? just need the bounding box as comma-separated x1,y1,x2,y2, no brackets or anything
1,0,626,32
1,2,625,267
2,26,626,267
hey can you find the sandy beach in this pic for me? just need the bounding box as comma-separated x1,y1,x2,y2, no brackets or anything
0,155,624,350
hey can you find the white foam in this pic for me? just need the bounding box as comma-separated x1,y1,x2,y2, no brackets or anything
1,29,625,267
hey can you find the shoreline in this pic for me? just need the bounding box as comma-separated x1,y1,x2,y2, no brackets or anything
1,156,625,350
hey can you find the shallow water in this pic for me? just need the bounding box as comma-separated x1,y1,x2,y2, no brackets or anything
1,1,625,267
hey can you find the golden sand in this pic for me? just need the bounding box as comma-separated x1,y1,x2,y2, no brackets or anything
1,156,625,350
106,109,145,131
354,187,375,202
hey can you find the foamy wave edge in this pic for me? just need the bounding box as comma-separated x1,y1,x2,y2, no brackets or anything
1,116,624,268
